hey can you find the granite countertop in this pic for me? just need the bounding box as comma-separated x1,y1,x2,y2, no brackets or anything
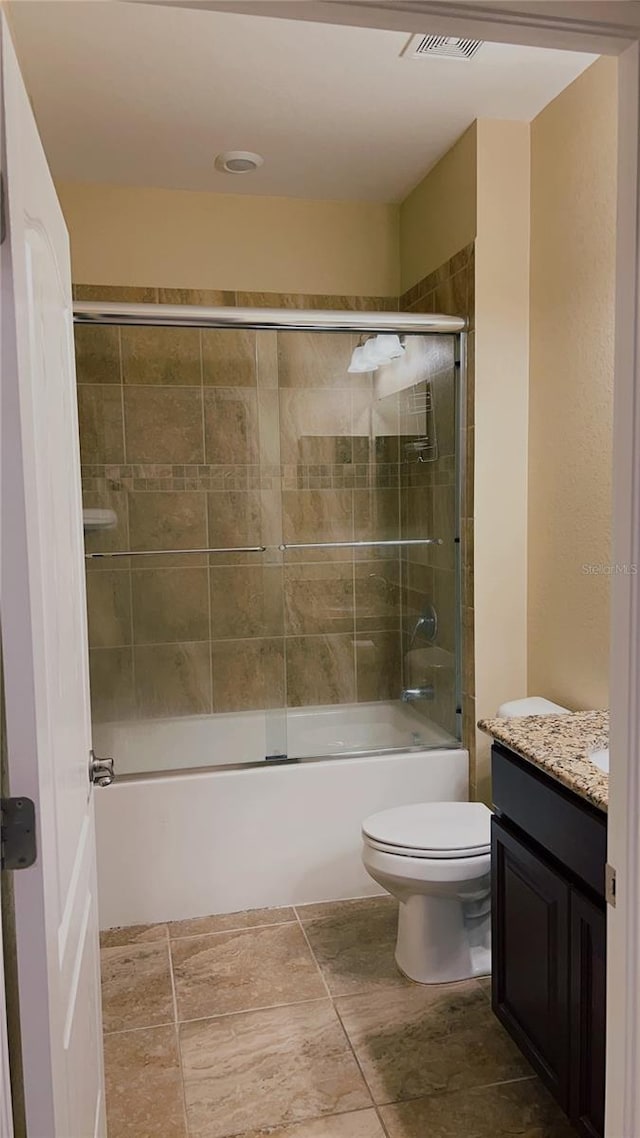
477,710,609,812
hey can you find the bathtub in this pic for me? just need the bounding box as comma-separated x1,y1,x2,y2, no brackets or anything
93,699,459,775
94,701,468,928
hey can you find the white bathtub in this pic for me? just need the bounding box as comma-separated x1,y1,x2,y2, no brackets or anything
93,700,459,775
94,702,467,928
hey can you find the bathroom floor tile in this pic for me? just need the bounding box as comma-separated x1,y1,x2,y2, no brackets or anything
169,905,296,939
379,1077,575,1137
296,896,393,922
100,922,168,948
231,1109,386,1138
180,1000,372,1138
101,941,175,1033
335,981,531,1104
171,922,326,1020
298,897,406,996
476,975,492,1000
103,1025,187,1138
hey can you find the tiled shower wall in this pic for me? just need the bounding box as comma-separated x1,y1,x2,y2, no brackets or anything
75,265,473,765
77,286,414,727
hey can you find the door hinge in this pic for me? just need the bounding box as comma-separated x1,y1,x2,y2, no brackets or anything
1,797,37,870
605,862,617,908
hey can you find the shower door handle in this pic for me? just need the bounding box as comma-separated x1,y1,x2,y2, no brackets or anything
89,750,115,788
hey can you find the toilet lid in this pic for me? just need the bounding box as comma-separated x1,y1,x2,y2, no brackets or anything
362,802,492,858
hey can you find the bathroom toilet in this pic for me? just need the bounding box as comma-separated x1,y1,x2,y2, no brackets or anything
361,697,571,985
362,801,492,985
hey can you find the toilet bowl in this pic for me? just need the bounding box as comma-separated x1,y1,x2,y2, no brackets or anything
361,801,492,984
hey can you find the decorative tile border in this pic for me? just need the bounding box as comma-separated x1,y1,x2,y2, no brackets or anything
81,462,406,493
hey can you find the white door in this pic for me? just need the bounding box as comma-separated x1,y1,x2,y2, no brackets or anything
0,882,14,1138
0,15,107,1138
0,23,14,1135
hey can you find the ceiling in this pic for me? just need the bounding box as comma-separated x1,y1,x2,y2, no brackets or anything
9,1,597,203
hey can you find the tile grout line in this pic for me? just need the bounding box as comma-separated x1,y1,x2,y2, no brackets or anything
210,1105,390,1138
91,628,395,652
198,327,215,723
294,905,386,1127
103,905,381,947
169,917,298,941
331,991,381,1122
102,993,334,1038
293,906,333,999
166,929,179,1025
374,1073,539,1113
374,1107,393,1138
178,994,330,1029
350,384,358,705
119,325,137,712
166,932,191,1138
103,1018,176,1038
117,328,126,466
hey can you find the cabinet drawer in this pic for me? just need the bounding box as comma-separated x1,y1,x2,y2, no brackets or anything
492,744,607,899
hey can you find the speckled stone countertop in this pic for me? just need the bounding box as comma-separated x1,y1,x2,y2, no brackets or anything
478,710,609,812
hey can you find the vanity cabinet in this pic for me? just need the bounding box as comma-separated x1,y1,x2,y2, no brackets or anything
491,744,607,1138
569,889,606,1137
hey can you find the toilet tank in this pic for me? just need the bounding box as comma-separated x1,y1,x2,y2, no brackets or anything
497,696,571,718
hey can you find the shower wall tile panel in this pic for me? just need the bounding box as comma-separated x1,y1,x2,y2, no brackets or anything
121,326,202,386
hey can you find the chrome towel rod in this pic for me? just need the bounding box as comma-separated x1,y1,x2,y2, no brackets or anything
85,545,267,560
278,539,442,550
85,539,443,559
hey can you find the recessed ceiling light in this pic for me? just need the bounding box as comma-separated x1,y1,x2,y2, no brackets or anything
214,150,264,174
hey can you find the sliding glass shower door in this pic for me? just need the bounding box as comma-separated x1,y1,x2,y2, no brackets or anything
276,329,461,760
79,321,289,772
77,311,461,775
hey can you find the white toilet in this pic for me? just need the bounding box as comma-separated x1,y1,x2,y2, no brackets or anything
362,801,492,984
361,696,571,985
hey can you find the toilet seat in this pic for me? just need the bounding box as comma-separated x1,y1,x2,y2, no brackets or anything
362,802,491,860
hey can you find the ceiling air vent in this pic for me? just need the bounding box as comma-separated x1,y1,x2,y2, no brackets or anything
402,34,483,61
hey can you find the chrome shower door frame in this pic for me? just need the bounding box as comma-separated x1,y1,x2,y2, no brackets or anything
74,301,467,768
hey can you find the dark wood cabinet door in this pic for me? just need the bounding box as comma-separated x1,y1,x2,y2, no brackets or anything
570,889,606,1138
491,817,571,1109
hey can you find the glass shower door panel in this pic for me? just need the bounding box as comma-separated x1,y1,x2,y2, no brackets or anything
400,335,460,748
79,321,288,774
277,329,461,760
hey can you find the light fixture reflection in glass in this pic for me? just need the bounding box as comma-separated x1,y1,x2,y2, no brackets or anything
375,334,405,360
347,345,375,373
347,334,405,374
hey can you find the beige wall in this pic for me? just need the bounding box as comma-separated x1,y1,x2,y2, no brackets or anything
473,120,531,797
399,125,477,294
398,119,530,799
57,181,400,297
528,57,617,711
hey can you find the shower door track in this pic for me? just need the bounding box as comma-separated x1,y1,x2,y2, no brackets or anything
73,301,467,334
112,739,465,783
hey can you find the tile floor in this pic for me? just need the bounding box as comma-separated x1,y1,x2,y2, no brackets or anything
100,896,575,1138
